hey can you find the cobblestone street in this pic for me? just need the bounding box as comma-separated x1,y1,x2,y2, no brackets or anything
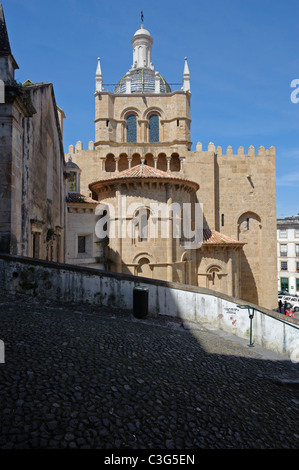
0,293,298,450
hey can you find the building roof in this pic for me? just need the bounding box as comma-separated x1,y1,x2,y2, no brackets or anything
133,25,152,39
203,228,245,246
66,193,98,205
0,2,11,55
65,156,80,170
114,68,171,94
277,216,299,226
0,2,18,68
89,163,199,191
114,24,171,94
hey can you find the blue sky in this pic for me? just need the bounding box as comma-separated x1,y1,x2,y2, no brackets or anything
3,0,299,217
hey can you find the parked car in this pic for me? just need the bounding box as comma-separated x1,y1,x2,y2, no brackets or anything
291,301,299,312
284,296,299,303
278,295,299,303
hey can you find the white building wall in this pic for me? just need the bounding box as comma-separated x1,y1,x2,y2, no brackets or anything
277,220,299,295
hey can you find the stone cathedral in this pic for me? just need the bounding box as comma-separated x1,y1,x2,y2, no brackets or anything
0,3,277,310
65,23,277,310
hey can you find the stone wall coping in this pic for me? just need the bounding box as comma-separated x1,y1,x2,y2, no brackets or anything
1,252,298,328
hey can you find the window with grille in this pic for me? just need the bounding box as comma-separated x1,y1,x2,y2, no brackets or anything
281,261,288,271
126,114,137,143
149,114,159,143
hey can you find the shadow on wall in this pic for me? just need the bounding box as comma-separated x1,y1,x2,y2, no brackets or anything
238,212,262,306
239,251,258,306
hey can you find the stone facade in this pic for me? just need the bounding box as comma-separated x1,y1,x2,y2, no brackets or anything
0,5,66,262
0,6,278,310
65,23,277,310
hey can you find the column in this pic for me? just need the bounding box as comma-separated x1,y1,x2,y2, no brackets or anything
166,157,171,172
166,184,173,282
115,185,122,273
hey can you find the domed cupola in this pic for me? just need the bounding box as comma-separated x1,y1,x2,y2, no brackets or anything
114,24,171,94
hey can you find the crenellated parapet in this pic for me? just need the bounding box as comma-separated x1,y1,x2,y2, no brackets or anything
67,141,95,154
194,142,275,157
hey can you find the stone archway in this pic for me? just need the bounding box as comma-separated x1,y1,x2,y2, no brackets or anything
237,212,261,305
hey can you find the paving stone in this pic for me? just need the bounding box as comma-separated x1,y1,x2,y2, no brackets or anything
0,293,298,450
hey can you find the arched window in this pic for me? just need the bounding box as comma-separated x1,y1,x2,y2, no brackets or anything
68,172,77,192
144,153,154,167
136,208,150,242
157,153,167,171
170,153,180,172
105,154,116,172
206,265,224,292
118,154,129,172
149,114,159,143
126,114,137,143
132,207,155,243
137,257,151,277
131,154,141,167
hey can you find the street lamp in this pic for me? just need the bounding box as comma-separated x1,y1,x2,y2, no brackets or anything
237,304,255,347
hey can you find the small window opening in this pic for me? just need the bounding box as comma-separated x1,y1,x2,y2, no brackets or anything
78,236,86,254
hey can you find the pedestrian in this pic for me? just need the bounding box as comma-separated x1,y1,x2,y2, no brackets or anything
286,308,294,317
284,301,287,314
278,299,283,313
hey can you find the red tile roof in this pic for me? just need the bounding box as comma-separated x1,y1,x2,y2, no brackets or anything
203,229,245,246
66,193,98,204
89,164,199,191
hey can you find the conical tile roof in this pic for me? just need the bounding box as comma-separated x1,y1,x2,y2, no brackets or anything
89,163,199,191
